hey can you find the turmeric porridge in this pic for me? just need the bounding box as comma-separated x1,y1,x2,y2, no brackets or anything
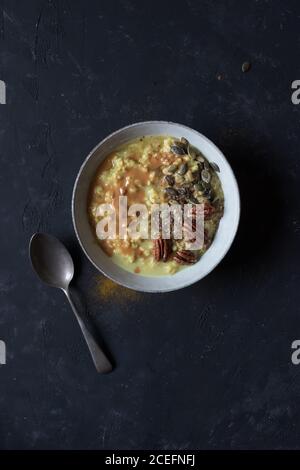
88,135,224,276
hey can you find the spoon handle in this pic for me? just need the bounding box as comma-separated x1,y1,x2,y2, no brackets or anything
64,289,113,373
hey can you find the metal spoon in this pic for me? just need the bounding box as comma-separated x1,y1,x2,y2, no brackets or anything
29,233,112,373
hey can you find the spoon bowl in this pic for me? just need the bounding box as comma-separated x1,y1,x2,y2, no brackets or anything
30,233,74,290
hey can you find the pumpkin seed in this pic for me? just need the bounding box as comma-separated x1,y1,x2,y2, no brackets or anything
210,161,220,172
165,175,175,186
196,154,205,163
194,182,205,192
204,188,213,200
201,169,211,184
165,187,178,198
177,187,190,197
170,144,186,156
189,195,199,204
167,164,177,173
177,163,188,175
188,145,197,159
180,137,189,148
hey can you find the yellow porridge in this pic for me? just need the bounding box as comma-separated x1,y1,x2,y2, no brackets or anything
88,135,224,276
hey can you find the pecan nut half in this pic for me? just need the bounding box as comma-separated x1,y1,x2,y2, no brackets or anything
153,238,162,261
153,238,171,262
174,250,198,265
183,218,200,243
191,202,215,220
203,202,215,219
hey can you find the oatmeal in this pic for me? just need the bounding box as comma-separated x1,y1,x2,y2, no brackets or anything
88,135,224,276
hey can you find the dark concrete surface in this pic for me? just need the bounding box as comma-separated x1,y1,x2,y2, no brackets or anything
1,0,300,450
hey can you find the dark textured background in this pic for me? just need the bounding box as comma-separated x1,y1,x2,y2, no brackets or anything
1,0,300,450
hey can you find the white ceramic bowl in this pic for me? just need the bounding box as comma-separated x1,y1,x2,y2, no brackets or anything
72,121,240,292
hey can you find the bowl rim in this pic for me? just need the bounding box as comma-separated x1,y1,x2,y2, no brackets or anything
72,120,241,292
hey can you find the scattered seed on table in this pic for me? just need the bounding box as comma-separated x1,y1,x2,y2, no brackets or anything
242,61,251,73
